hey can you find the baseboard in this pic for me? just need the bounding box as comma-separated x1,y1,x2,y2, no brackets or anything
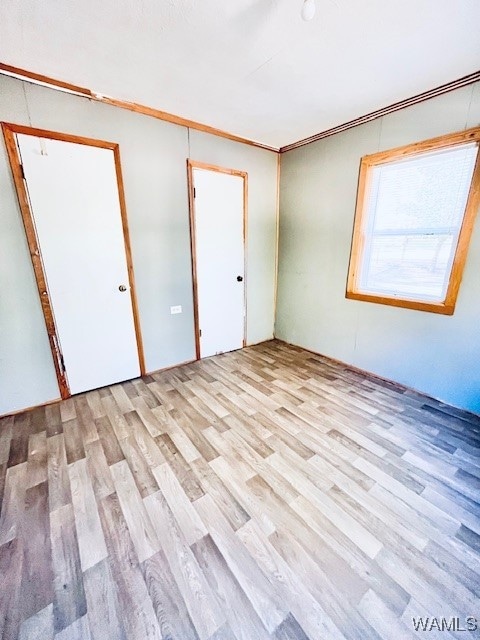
145,358,197,376
5,340,475,420
0,358,199,419
0,396,62,420
275,337,480,419
245,336,275,348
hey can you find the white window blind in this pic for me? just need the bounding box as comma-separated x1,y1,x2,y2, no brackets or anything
358,143,478,301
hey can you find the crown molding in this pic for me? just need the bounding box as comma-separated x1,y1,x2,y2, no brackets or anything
0,62,279,153
280,70,480,153
2,62,478,157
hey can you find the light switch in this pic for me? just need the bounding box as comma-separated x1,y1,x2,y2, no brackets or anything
170,305,182,314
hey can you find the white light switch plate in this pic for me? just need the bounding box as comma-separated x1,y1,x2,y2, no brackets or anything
170,305,182,314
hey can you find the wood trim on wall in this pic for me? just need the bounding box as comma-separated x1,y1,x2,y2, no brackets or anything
361,126,480,164
447,141,480,308
112,145,146,375
0,62,279,153
2,62,479,156
0,397,62,419
186,161,201,360
187,159,248,359
0,62,92,96
345,126,480,315
242,170,249,349
273,153,281,321
2,121,118,149
0,357,197,419
277,338,480,418
2,123,70,399
280,70,480,153
345,157,374,303
1,121,146,398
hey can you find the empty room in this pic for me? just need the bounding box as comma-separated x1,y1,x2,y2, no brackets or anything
0,1,479,638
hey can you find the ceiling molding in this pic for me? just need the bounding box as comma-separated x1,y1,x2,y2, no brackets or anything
2,62,479,157
0,62,280,153
280,70,480,153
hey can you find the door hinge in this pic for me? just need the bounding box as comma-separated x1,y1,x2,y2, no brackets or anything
19,164,25,180
51,333,67,375
199,329,202,337
193,187,196,198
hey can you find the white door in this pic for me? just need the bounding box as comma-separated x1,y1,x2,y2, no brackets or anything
17,134,141,395
192,168,245,358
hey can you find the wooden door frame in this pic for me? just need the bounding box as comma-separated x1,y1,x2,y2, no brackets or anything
2,121,146,399
187,159,248,360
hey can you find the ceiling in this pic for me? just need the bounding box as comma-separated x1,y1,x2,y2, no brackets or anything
1,0,479,148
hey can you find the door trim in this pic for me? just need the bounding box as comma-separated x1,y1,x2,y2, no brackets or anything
186,159,248,360
2,121,146,398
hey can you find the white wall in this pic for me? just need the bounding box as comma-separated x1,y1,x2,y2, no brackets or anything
276,81,480,414
0,74,278,415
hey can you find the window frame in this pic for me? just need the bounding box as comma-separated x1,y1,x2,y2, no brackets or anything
346,127,480,315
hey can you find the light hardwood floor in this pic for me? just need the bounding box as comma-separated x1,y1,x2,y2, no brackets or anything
1,340,479,639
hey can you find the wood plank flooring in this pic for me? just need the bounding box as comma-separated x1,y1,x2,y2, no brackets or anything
1,340,479,639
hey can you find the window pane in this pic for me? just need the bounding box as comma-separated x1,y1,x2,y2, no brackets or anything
359,142,478,301
369,144,478,233
361,234,455,300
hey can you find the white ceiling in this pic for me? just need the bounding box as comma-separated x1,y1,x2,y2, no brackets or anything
1,0,479,148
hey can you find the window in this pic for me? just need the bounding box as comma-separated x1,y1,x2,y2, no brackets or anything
346,127,480,315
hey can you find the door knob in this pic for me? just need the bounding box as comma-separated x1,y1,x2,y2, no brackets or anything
237,276,243,282
118,285,127,292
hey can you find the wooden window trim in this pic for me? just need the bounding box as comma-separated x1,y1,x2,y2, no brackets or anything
1,121,146,398
346,126,480,315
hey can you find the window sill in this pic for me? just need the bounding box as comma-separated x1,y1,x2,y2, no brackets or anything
345,290,455,315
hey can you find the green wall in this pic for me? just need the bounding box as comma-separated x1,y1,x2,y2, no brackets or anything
0,75,278,415
276,82,480,414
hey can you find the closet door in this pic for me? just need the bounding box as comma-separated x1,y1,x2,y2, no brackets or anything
16,132,142,395
191,166,246,358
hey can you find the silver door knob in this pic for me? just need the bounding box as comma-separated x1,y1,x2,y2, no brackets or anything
118,285,127,292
